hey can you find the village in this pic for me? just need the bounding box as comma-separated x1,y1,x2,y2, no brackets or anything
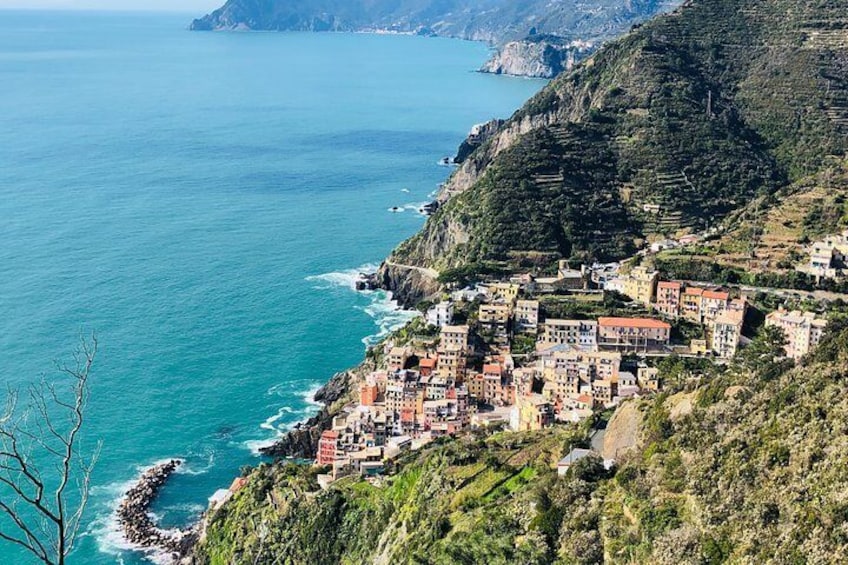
310,258,830,487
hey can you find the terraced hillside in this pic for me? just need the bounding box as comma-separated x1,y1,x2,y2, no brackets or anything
386,0,848,287
661,158,848,275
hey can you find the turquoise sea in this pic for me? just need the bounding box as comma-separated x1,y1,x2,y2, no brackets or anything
0,10,544,564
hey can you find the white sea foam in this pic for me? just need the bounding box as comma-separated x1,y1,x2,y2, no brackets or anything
305,263,380,291
299,383,323,407
176,451,215,476
243,438,278,456
358,292,421,346
387,202,430,216
243,382,325,455
307,263,421,347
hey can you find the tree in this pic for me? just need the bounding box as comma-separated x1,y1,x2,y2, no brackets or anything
737,325,791,379
0,336,100,565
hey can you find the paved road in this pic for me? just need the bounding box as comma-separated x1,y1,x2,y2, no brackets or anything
384,260,439,279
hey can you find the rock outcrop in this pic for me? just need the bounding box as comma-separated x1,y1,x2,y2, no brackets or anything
375,261,441,309
601,400,642,460
480,39,590,79
454,119,504,164
260,370,354,459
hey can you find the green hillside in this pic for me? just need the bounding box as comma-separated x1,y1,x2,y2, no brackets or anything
390,0,848,273
193,322,848,564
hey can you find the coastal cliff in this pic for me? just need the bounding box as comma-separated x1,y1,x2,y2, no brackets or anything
185,0,848,562
260,368,359,459
190,0,680,78
480,38,590,79
382,0,848,301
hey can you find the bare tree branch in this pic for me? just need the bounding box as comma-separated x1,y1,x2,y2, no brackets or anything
0,334,99,565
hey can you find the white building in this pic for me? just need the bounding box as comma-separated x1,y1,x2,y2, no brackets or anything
711,310,744,359
539,319,598,350
514,300,540,334
426,301,454,328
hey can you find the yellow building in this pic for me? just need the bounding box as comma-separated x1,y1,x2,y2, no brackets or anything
681,287,705,323
541,350,621,402
622,266,658,305
479,303,511,326
440,325,469,349
509,394,554,432
487,282,521,305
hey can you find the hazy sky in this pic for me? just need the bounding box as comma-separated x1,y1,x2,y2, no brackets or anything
0,0,221,11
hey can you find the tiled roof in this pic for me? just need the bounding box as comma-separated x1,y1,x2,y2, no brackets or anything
703,290,730,300
598,317,671,330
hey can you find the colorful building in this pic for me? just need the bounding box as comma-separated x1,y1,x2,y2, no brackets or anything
598,317,671,352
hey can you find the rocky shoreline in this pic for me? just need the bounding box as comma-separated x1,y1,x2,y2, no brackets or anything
259,369,355,459
117,459,198,562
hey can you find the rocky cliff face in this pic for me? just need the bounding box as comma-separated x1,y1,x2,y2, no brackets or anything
260,369,356,459
453,119,504,164
480,39,590,79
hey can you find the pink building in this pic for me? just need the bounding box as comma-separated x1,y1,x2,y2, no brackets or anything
655,281,682,318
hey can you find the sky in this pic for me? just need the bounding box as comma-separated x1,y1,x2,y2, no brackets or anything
0,0,221,11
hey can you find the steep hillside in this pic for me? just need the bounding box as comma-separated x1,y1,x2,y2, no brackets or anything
385,0,848,289
661,158,848,274
193,323,848,564
190,0,679,78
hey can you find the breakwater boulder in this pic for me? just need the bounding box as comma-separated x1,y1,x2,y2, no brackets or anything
117,459,198,561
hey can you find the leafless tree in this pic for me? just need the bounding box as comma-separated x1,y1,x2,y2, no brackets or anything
0,335,101,565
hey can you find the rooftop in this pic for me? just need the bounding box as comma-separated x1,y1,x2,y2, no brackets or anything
598,317,671,330
483,363,503,375
558,448,594,466
703,290,730,300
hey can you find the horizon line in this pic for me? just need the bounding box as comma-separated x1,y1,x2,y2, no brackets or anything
0,7,214,14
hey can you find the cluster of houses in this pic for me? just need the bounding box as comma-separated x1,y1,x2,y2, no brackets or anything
316,272,668,483
597,265,748,358
605,264,829,360
314,260,830,485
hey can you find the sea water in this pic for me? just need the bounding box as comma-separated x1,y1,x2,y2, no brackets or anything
0,10,544,563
